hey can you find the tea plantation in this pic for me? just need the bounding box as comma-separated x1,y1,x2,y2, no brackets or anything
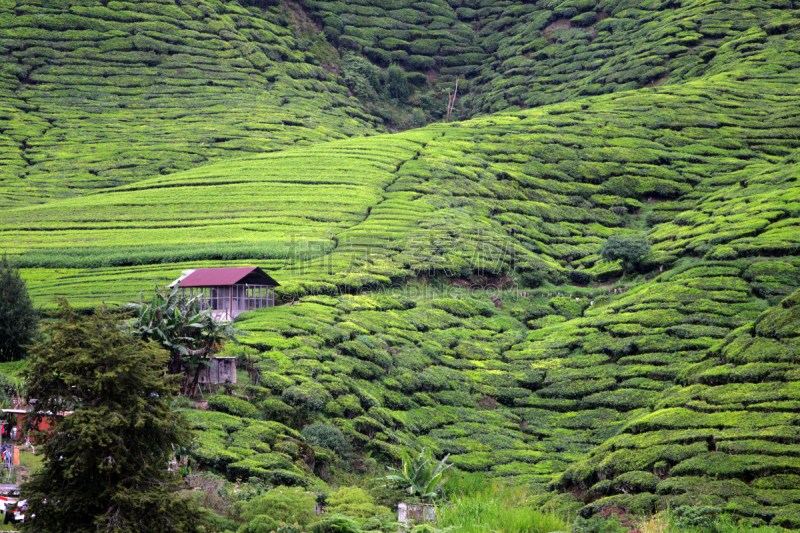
1,0,800,531
304,0,800,120
6,68,800,306
0,0,383,207
557,287,800,528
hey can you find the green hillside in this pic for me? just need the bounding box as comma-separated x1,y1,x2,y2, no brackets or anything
1,0,800,531
557,287,800,528
5,68,800,306
3,0,799,207
307,0,800,119
0,0,383,207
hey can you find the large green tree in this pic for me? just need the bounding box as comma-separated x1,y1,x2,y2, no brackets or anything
599,234,652,278
21,300,198,533
0,255,38,362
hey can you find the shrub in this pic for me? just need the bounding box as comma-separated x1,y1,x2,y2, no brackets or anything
207,395,260,419
591,471,659,495
260,371,296,394
200,511,239,533
448,452,493,472
323,15,344,34
600,235,652,277
261,398,295,425
309,514,362,533
570,269,595,285
406,73,428,87
239,486,317,526
226,457,307,486
571,11,598,27
386,64,410,99
325,487,390,518
572,513,627,533
365,47,392,66
237,515,280,533
301,423,352,458
672,506,721,530
282,385,332,416
407,54,435,70
520,266,550,288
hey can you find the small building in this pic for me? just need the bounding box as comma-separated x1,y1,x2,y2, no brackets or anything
196,356,237,385
170,267,279,321
2,408,73,441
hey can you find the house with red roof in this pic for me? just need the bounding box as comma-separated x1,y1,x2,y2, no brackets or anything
169,266,280,321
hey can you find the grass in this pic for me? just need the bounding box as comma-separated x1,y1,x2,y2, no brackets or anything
18,449,43,473
435,483,569,533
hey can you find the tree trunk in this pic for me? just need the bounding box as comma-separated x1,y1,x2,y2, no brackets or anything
188,366,203,397
170,352,182,375
184,343,212,397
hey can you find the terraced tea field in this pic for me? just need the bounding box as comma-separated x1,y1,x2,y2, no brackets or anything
3,0,798,201
558,286,800,527
2,0,800,528
8,66,800,307
204,252,799,526
0,0,382,207
307,0,800,119
0,132,434,305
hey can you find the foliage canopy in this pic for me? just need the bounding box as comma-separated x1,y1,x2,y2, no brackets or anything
0,255,38,362
21,300,197,533
600,235,652,277
382,448,452,502
238,486,318,532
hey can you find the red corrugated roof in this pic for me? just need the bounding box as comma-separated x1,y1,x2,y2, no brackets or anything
178,267,258,287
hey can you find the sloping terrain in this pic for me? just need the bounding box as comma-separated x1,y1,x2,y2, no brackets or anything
0,1,799,527
547,150,800,526
2,0,799,207
186,161,800,523
185,255,799,523
0,0,382,207
557,287,800,528
306,0,800,118
5,67,800,306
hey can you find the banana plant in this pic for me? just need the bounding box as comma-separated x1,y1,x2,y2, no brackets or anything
382,447,452,502
171,443,195,477
125,285,242,396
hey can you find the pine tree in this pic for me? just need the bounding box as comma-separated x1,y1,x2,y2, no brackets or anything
0,254,38,362
20,300,198,533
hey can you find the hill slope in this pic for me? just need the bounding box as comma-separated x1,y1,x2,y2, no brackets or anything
305,0,800,119
2,0,800,207
0,1,799,527
5,67,800,306
0,0,383,207
557,287,800,528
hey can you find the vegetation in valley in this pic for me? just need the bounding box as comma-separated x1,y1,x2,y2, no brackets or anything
0,0,798,531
